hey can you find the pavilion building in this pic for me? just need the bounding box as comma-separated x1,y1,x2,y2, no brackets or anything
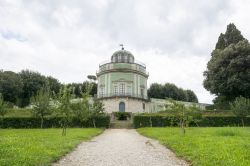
96,46,150,113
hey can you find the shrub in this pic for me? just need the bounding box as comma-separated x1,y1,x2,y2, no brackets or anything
230,96,250,127
0,115,110,128
114,112,131,120
133,114,250,128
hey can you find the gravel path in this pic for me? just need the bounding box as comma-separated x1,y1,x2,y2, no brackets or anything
53,129,189,166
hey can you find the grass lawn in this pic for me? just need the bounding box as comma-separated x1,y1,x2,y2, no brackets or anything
138,127,250,166
0,128,103,166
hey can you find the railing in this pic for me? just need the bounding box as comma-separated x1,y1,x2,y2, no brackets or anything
97,61,149,76
97,93,149,100
99,59,146,68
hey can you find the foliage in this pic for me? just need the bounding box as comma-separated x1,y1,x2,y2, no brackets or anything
204,23,250,108
87,75,97,81
148,83,198,102
0,116,110,128
138,127,250,166
0,93,8,117
0,128,103,166
114,112,131,120
89,100,105,127
0,70,23,105
165,100,202,134
46,76,61,95
67,81,97,98
215,23,245,49
133,114,250,128
57,86,72,135
0,69,62,107
19,70,48,107
31,87,52,128
230,96,250,127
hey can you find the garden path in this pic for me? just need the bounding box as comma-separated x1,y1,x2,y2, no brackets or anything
53,129,188,166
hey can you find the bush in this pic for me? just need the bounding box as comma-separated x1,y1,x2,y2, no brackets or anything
114,112,131,120
0,115,110,128
133,114,250,128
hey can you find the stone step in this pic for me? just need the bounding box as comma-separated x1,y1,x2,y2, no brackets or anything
110,120,134,129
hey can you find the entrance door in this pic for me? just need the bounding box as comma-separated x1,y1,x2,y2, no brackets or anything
119,102,125,112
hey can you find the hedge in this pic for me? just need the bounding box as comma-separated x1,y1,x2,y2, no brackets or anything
133,115,250,128
0,115,110,128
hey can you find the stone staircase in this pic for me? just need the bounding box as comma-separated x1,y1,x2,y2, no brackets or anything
110,120,134,129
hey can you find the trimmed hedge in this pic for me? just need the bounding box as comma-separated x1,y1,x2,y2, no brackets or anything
0,115,110,128
133,115,250,128
114,112,131,120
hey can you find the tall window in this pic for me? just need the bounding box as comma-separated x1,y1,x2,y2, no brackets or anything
100,87,104,97
141,88,144,98
119,83,125,95
114,85,118,95
127,86,132,96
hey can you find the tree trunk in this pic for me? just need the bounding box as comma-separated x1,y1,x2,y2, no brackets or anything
241,118,244,128
62,121,67,136
149,116,152,127
181,119,185,135
92,119,96,128
40,117,44,129
0,116,4,127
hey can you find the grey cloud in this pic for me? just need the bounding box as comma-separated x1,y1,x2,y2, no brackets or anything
0,0,249,103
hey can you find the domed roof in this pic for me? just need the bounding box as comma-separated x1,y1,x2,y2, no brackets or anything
111,48,134,63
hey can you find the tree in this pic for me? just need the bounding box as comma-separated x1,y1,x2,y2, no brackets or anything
204,23,250,107
67,81,97,98
215,23,245,49
148,83,166,99
87,75,97,81
0,93,8,118
148,83,198,102
166,99,202,134
57,86,72,136
46,76,61,95
89,99,105,128
32,87,52,128
19,70,48,107
185,90,198,103
82,81,97,96
230,96,250,127
71,92,91,127
0,71,23,105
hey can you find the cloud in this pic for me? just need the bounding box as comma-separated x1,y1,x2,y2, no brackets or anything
0,0,250,103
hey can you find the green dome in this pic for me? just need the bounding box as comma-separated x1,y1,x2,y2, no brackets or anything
111,48,134,63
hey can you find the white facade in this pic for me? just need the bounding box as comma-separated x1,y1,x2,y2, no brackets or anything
101,97,150,113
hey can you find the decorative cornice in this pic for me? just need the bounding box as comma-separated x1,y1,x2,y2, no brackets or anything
97,68,149,78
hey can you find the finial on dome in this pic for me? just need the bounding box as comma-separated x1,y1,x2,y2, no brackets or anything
119,44,124,50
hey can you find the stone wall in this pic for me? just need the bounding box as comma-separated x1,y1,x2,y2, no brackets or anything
101,97,150,113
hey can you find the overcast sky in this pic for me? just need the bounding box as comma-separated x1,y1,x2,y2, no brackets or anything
1,0,250,104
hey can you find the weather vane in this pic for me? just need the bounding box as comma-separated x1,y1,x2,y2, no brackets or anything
119,44,124,50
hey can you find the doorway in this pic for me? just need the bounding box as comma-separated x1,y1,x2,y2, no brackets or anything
119,102,125,112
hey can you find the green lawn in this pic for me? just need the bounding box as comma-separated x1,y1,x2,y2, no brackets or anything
0,128,103,166
138,127,250,166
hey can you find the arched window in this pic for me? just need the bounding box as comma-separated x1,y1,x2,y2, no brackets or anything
119,102,125,112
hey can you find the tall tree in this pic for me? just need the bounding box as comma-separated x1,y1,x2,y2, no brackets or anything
148,83,164,98
46,76,61,96
0,71,23,105
0,93,8,118
19,70,47,107
204,23,250,107
148,83,198,103
185,90,198,103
